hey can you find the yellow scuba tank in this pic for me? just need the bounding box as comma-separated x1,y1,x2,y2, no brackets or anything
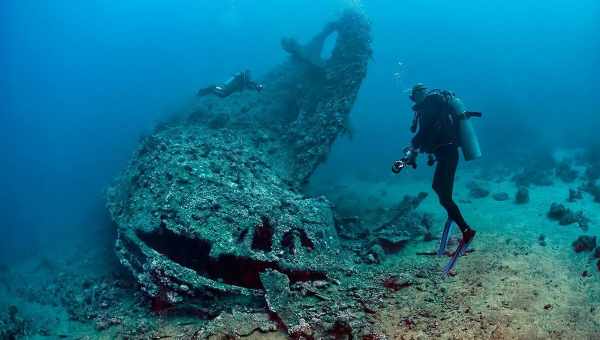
449,97,482,161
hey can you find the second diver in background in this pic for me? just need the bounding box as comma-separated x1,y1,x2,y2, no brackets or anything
197,70,263,98
393,84,482,276
199,20,338,99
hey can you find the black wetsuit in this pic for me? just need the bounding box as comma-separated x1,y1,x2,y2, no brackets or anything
411,92,470,233
198,72,261,98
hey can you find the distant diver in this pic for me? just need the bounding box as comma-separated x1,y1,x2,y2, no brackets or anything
392,83,482,276
197,70,263,98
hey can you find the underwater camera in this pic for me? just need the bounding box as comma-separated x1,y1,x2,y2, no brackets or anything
392,147,418,173
392,159,408,173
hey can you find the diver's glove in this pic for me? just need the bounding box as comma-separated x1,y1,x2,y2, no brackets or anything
392,147,418,174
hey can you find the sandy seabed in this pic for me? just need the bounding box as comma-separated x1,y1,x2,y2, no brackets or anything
1,165,599,340
344,166,600,340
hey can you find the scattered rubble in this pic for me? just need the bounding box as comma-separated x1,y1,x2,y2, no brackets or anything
366,244,386,264
191,310,278,339
515,187,530,204
512,167,553,187
582,146,600,203
0,305,26,340
582,181,600,203
555,160,578,183
547,203,589,230
492,192,509,201
382,274,412,292
367,193,431,256
260,269,303,336
568,188,583,202
572,235,597,253
593,247,600,259
467,181,490,198
538,234,546,247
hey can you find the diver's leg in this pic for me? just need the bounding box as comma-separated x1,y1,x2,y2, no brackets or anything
433,147,470,233
447,147,476,255
436,147,457,256
434,147,476,275
246,81,263,92
214,86,228,97
197,85,217,97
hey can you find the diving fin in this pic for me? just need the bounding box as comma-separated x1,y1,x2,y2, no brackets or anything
437,218,453,256
197,86,215,97
442,229,476,276
437,219,472,256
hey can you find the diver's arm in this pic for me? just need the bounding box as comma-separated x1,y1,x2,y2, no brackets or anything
246,80,264,92
403,146,418,167
392,146,418,173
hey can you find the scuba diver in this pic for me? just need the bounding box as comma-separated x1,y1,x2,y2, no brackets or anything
392,84,482,276
197,70,263,98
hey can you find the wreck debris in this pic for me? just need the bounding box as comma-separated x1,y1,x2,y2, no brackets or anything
568,188,583,202
467,181,490,199
582,180,600,203
0,305,26,339
492,192,509,201
572,235,597,253
383,274,412,292
538,234,546,247
593,247,600,259
367,193,430,255
547,203,589,230
555,160,578,183
515,186,530,204
260,269,305,336
366,244,386,264
512,167,553,187
192,310,279,339
106,10,371,305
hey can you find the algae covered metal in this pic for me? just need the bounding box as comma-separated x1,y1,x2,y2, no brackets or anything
106,10,372,304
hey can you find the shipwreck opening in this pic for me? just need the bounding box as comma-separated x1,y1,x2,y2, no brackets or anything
281,228,315,254
209,255,327,290
320,31,338,61
251,216,274,252
137,227,212,275
137,226,326,290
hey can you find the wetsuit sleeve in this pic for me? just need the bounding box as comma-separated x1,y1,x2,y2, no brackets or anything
246,80,258,89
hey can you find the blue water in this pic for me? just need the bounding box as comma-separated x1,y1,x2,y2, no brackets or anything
2,0,599,263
